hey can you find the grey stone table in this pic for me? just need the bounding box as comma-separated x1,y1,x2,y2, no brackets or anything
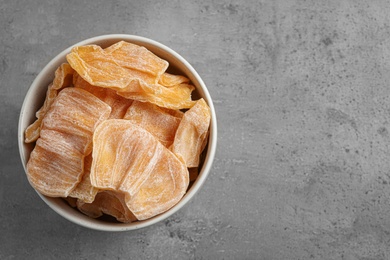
2,1,390,259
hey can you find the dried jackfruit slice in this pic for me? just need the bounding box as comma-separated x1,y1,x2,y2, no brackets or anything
26,130,85,197
66,45,138,91
74,73,133,119
67,44,155,92
124,144,189,220
105,41,168,82
77,191,137,223
158,72,190,87
90,120,161,193
67,43,195,110
123,101,182,147
25,63,74,143
42,87,111,155
69,154,98,203
171,98,211,167
117,83,196,110
90,119,189,220
26,88,111,197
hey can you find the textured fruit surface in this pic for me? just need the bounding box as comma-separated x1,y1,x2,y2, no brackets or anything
74,73,133,119
69,154,98,203
158,72,190,87
124,144,189,220
90,119,161,193
25,63,74,143
123,100,182,147
67,43,196,110
105,41,168,82
117,82,196,110
90,119,189,220
66,45,134,90
171,98,211,167
26,88,111,197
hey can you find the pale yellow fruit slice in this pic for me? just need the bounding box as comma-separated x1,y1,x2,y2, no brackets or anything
90,119,161,193
74,73,133,119
158,72,190,87
25,63,74,143
123,101,182,147
170,98,211,167
66,45,135,90
105,40,168,83
117,83,196,110
124,146,189,220
90,119,189,220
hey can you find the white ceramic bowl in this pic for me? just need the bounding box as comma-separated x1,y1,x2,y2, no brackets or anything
18,34,217,231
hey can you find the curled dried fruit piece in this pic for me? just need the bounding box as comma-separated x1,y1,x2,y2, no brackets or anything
123,101,182,147
90,119,189,220
77,191,137,223
26,88,111,197
105,41,168,82
25,63,74,143
74,73,133,119
117,83,196,110
27,130,85,197
67,42,195,110
66,45,136,90
42,88,112,155
158,72,190,87
171,98,211,167
124,145,189,220
69,154,98,203
91,119,161,193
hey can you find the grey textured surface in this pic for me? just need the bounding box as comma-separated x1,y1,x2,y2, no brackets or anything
2,0,390,259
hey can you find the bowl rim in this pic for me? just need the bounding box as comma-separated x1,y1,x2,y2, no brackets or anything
18,34,217,231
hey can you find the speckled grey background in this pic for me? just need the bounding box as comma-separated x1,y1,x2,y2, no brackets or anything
2,0,390,259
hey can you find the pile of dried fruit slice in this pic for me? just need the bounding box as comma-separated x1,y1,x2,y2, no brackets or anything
25,41,211,222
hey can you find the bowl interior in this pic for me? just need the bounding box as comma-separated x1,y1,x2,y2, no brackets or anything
18,34,217,231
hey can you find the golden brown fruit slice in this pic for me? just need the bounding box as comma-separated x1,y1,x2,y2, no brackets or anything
158,72,190,87
69,154,98,203
90,120,161,193
67,44,156,92
77,191,137,223
117,83,196,110
66,45,137,90
74,73,133,119
123,101,182,147
170,98,211,167
105,41,168,82
67,43,195,110
90,119,189,220
25,63,74,143
26,88,111,197
124,146,190,220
